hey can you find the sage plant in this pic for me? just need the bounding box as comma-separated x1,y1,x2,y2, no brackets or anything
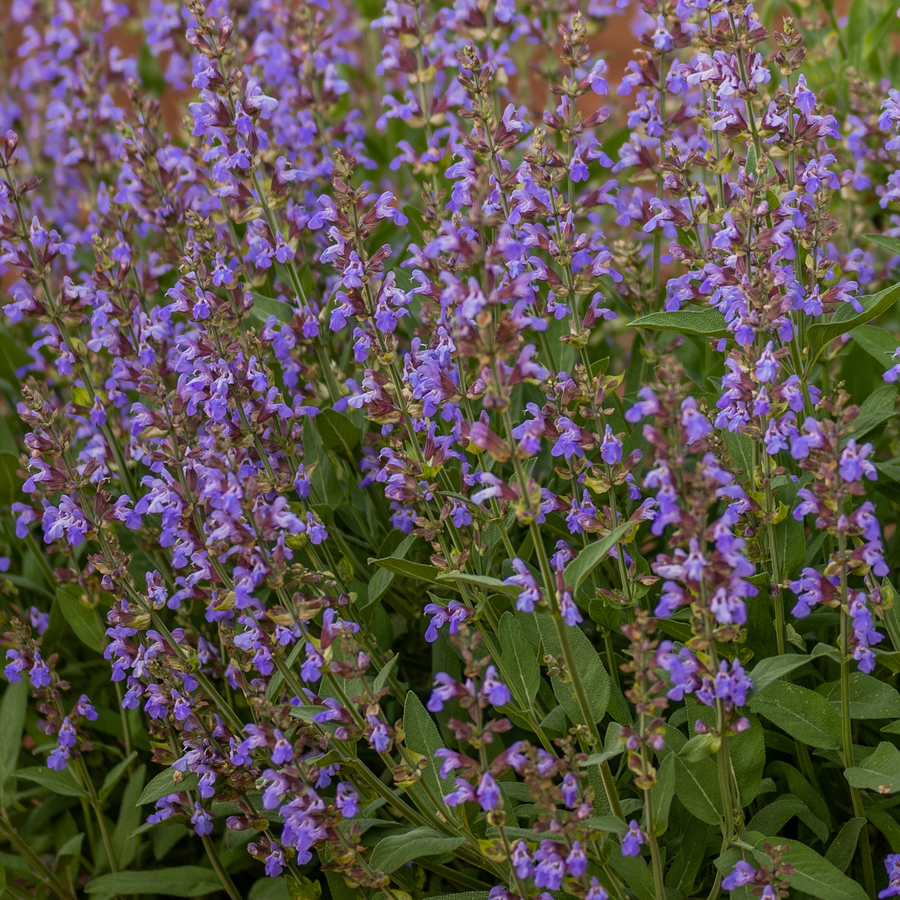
3,1,900,900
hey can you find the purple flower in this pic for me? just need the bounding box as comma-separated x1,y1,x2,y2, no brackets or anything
482,666,511,707
621,820,646,857
504,559,542,612
476,771,501,811
191,802,213,837
723,861,758,891
335,782,359,819
534,841,566,890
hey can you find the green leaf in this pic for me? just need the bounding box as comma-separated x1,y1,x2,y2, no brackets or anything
678,733,720,763
665,822,710,896
845,741,900,793
266,640,305,702
403,692,455,820
723,430,754,478
852,324,899,368
138,768,200,806
58,833,85,859
608,843,656,900
0,680,27,801
749,653,813,693
686,699,764,807
749,681,843,750
100,752,139,803
649,753,675,836
364,534,416,614
324,873,357,900
368,555,441,583
302,418,341,506
583,816,629,836
826,818,867,873
808,280,900,361
535,613,610,725
113,764,146,869
372,654,399,694
748,835,867,900
85,867,223,897
660,727,722,826
746,794,829,842
865,234,900,256
630,308,728,337
816,672,900,719
436,572,521,597
368,826,465,874
425,894,489,900
250,877,290,900
315,408,361,456
56,584,106,653
249,292,294,325
498,613,541,707
16,766,88,798
845,383,897,444
867,806,900,851
0,454,22,507
563,522,633,593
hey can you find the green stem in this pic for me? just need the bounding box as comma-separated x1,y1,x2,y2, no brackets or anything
839,533,876,899
74,759,118,874
200,833,242,900
645,792,666,900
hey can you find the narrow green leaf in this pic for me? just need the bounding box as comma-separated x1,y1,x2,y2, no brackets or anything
845,741,900,793
249,292,294,325
746,794,829,842
749,835,867,900
867,806,900,852
498,613,541,707
0,680,27,800
583,816,629,836
563,522,633,592
535,613,610,725
100,752,139,802
58,833,85,859
436,572,521,597
865,234,900,256
630,308,728,337
138,768,200,806
749,681,843,750
816,672,900,719
368,826,465,874
113,764,146,869
665,822,710,896
315,408,361,456
749,653,812,693
56,584,106,653
372,655,399,694
808,280,900,360
85,867,222,897
649,753,675,836
658,726,722,826
17,766,88,798
364,534,416,613
403,692,456,821
852,323,899,368
825,818,867,873
368,556,441,583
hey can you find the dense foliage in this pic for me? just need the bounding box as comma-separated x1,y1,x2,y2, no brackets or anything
8,1,900,900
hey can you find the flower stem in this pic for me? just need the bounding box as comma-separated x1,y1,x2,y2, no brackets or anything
838,532,876,899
